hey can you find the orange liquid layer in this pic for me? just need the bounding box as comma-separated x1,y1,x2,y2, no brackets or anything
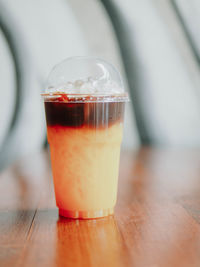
47,123,123,217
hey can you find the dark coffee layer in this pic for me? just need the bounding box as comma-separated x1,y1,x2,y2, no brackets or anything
45,100,125,128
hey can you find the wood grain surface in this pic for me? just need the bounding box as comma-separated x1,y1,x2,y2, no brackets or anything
1,148,200,267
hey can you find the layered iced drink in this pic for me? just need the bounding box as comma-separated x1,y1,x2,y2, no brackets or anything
42,57,128,219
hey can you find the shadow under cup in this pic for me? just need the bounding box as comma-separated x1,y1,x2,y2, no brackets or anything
44,96,126,219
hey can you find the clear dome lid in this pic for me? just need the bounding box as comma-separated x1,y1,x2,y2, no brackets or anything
42,56,129,102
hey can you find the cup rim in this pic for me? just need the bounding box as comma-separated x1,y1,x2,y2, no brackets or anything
41,92,130,103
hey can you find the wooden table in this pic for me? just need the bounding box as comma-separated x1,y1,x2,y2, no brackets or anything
1,148,200,267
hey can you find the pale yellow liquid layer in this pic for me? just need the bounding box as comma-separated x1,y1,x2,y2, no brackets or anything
47,123,123,215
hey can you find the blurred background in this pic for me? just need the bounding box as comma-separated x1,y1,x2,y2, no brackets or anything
0,0,200,170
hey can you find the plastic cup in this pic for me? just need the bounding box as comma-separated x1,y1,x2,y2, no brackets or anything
42,57,128,219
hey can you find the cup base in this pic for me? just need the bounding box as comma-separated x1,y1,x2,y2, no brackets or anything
59,208,114,219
